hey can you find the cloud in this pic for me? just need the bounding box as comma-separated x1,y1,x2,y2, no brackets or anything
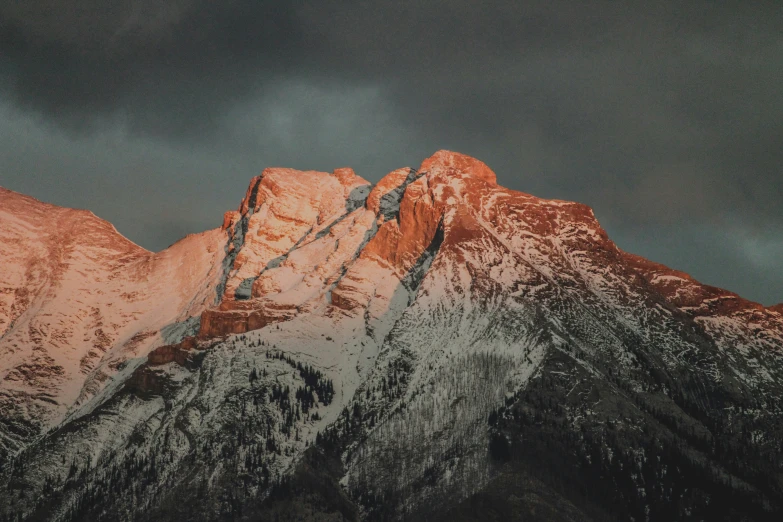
0,1,305,137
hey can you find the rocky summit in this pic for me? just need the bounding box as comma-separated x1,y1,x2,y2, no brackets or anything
1,151,783,521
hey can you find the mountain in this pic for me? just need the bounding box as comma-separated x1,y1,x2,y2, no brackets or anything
0,187,225,463
1,151,782,521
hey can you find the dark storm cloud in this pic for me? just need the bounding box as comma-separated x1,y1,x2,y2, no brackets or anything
0,1,781,304
0,1,305,137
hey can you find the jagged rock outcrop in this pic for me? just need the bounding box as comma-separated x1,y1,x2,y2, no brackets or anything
146,337,200,366
200,166,373,338
1,151,782,522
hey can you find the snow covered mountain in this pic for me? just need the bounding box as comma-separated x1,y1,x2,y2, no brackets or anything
0,187,225,466
1,151,782,521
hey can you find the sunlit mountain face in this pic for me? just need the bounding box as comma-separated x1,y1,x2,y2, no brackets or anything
1,151,782,521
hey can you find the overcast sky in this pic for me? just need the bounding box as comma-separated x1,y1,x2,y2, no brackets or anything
1,1,781,305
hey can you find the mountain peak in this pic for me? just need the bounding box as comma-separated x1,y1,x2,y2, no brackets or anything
419,150,497,185
3,153,783,521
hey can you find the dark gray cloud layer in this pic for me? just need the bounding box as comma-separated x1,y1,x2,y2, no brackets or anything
1,1,781,304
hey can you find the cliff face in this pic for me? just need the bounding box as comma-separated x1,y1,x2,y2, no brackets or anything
1,151,782,522
199,166,372,337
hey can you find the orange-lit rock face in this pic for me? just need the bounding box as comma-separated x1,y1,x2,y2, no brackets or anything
199,306,294,338
222,167,371,299
198,149,634,339
361,173,442,275
147,337,198,366
198,166,375,337
419,149,497,185
0,187,226,449
365,168,415,215
359,151,499,275
222,211,240,231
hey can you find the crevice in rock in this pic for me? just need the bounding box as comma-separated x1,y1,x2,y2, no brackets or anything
307,185,371,244
315,214,351,241
378,168,423,223
360,217,444,344
262,226,313,272
324,220,380,305
160,316,201,345
346,184,372,212
247,177,263,210
401,216,444,303
231,223,316,299
234,277,257,300
215,177,264,302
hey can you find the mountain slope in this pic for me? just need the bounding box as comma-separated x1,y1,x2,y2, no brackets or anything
0,187,225,464
0,152,782,521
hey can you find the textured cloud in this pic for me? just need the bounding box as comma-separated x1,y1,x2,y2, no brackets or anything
0,1,781,304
